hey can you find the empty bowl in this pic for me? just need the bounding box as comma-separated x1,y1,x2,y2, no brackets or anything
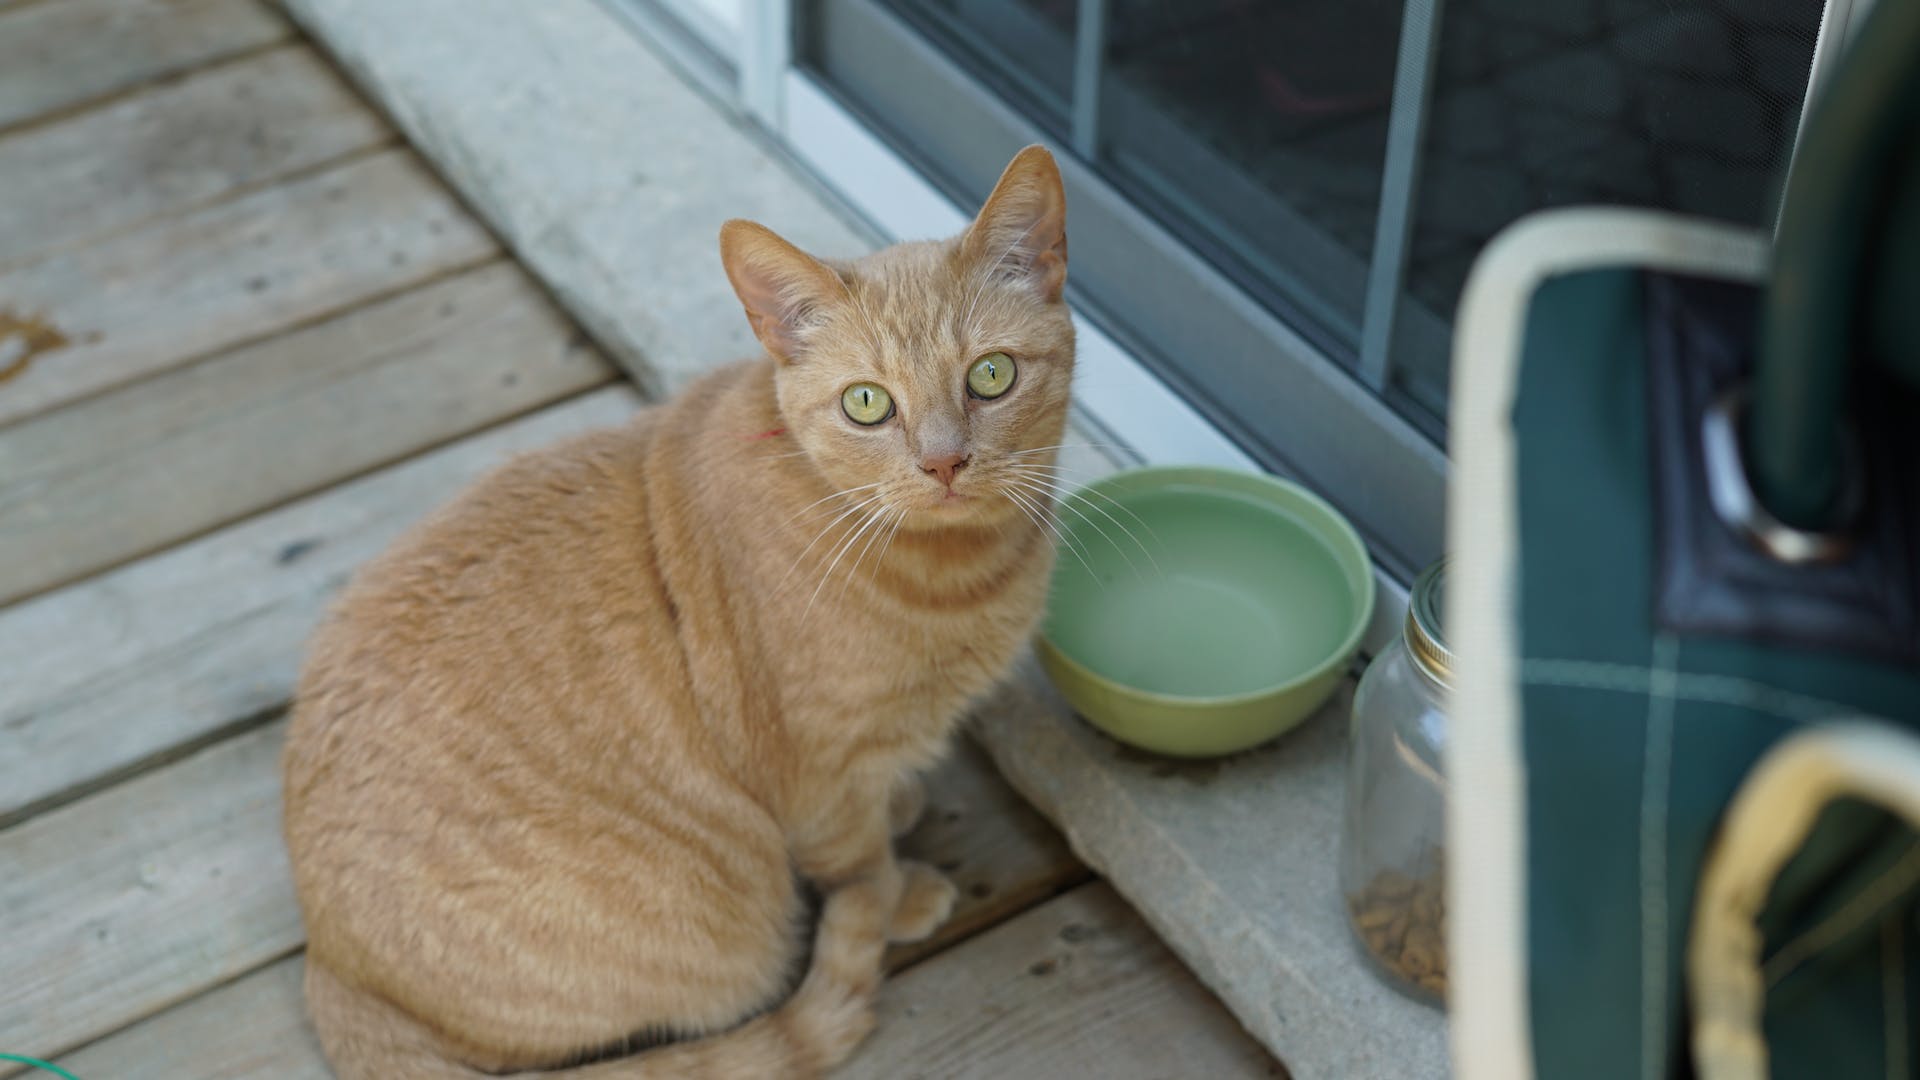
1036,465,1375,757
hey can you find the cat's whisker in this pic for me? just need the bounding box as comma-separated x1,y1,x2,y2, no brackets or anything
783,504,870,547
804,500,893,621
1004,451,1129,475
1010,442,1125,457
1006,454,1129,470
868,507,909,589
1005,463,1163,543
1007,475,1162,578
779,495,883,580
777,491,888,594
875,506,907,576
775,493,884,551
1007,457,1159,514
1021,490,1100,584
837,504,901,604
1006,475,1126,569
1000,488,1051,554
1005,486,1096,580
1005,459,1110,475
1012,472,1163,569
778,482,883,530
793,504,876,609
1006,476,1140,579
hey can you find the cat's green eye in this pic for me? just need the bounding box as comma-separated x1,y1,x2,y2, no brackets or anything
967,352,1017,399
841,382,894,425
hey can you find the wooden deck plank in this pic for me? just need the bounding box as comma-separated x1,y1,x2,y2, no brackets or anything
847,883,1285,1080
56,880,1277,1080
0,722,298,1073
0,386,641,825
0,261,614,605
0,45,390,268
57,957,327,1080
0,0,291,133
890,736,1091,970
10,729,1081,1072
0,147,497,428
44,742,1084,1079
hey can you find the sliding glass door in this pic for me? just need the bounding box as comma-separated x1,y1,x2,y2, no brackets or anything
791,0,1834,571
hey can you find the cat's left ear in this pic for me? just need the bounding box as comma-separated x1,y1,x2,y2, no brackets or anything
961,145,1068,303
719,219,847,363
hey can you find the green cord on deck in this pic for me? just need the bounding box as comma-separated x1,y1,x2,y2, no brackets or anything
0,1054,80,1080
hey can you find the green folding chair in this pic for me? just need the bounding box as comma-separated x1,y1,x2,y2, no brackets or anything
1446,1,1920,1075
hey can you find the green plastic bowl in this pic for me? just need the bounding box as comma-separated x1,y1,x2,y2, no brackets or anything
1036,465,1375,758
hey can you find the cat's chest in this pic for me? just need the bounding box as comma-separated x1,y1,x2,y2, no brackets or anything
892,620,1022,694
749,515,1055,725
783,592,1042,724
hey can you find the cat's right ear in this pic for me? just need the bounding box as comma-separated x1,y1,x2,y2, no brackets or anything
719,220,846,364
961,145,1067,303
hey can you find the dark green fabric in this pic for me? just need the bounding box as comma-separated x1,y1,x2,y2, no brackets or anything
1761,809,1920,1080
1754,0,1920,527
1510,270,1920,1079
1873,138,1920,384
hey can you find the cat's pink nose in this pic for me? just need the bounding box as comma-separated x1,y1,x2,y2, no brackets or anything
921,452,969,488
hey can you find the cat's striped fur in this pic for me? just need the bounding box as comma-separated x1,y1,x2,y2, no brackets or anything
281,146,1073,1077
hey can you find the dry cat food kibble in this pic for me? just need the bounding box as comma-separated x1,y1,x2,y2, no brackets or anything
1347,860,1448,1000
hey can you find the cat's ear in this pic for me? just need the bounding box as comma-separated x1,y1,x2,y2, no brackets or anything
961,145,1068,303
719,220,846,364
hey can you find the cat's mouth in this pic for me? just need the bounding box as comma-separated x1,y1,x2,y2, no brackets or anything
912,485,989,518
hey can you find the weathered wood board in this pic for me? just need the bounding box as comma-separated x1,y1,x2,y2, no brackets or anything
847,883,1286,1079
0,387,642,824
0,0,291,132
890,736,1091,970
57,956,327,1080
0,148,496,427
0,46,389,268
19,736,1085,1076
0,723,299,1074
0,261,613,604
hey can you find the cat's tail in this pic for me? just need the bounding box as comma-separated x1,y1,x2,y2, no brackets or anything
306,885,886,1079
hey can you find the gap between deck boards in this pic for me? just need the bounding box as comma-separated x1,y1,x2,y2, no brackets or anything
0,44,395,270
0,260,617,608
0,0,294,137
1,717,1087,1072
0,7,1280,1072
47,881,1283,1080
0,386,1089,1071
0,146,500,431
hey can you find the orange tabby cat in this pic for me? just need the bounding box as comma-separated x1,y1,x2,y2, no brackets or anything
281,146,1073,1077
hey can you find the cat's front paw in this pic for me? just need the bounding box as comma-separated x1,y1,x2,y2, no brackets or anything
887,861,958,943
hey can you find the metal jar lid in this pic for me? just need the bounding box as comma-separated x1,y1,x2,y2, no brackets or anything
1405,559,1452,688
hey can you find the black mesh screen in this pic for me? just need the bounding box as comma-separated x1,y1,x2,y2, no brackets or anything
846,0,1826,428
1392,0,1823,416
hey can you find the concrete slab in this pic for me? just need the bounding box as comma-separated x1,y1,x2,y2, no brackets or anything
279,0,873,398
973,661,1449,1079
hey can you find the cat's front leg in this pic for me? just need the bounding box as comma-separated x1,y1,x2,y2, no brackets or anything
887,771,928,838
795,784,957,946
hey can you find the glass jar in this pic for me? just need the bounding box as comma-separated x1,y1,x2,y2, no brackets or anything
1342,559,1451,1006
